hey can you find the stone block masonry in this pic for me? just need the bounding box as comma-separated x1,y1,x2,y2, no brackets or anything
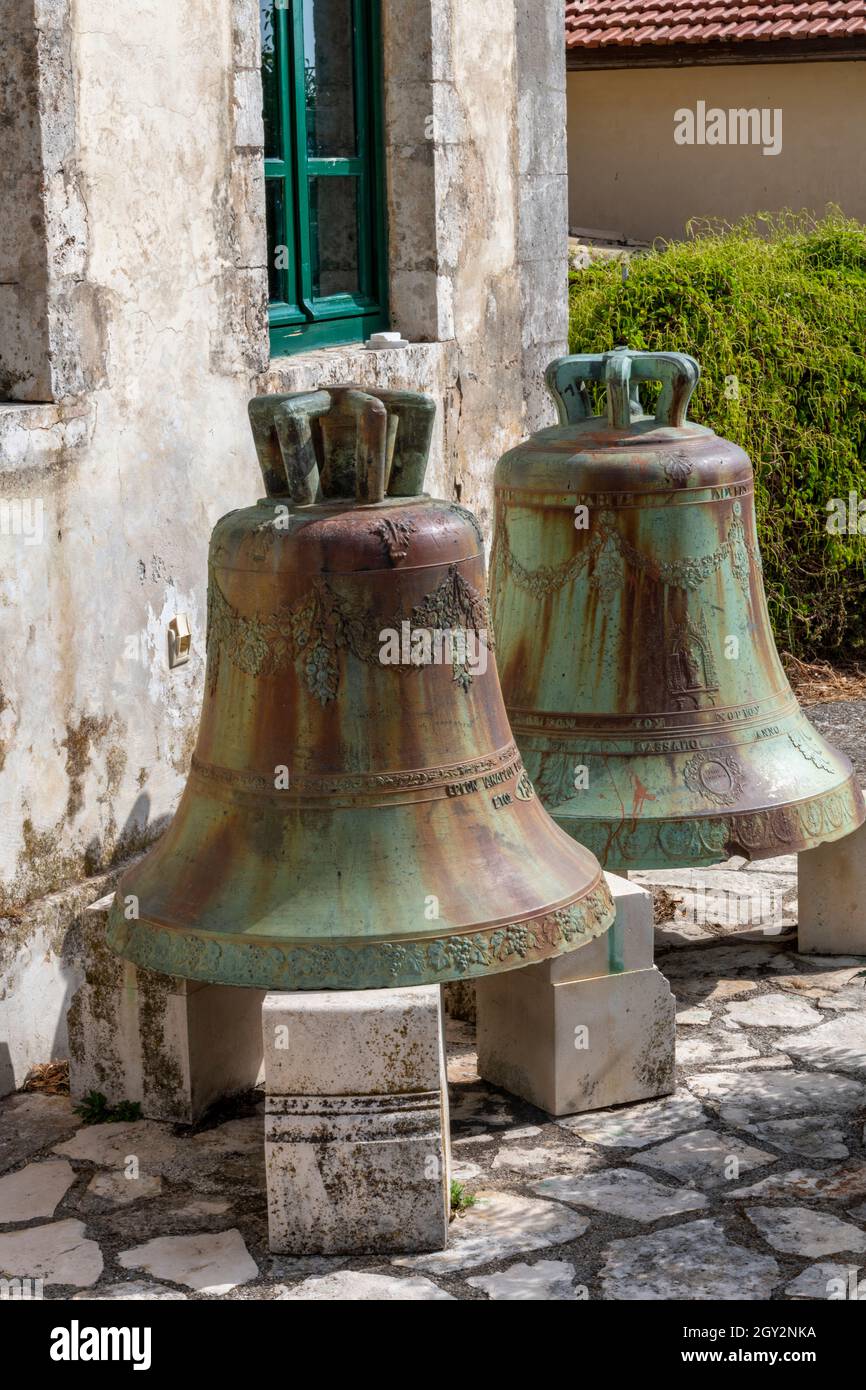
798,822,866,956
476,872,676,1115
263,986,450,1255
67,897,264,1124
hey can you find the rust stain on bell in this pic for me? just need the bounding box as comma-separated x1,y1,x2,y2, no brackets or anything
490,347,865,871
107,385,614,989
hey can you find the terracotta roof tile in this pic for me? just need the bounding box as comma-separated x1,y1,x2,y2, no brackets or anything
566,0,866,48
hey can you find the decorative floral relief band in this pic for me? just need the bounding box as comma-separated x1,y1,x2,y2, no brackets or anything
551,779,864,868
106,881,615,992
207,562,494,702
492,501,760,603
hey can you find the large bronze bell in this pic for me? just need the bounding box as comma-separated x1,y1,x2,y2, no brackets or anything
491,348,865,871
108,386,613,989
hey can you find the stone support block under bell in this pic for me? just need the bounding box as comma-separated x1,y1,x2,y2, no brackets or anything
263,985,450,1255
67,895,265,1124
798,822,866,955
475,873,675,1116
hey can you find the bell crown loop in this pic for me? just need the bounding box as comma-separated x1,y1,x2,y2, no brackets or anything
546,348,701,430
248,385,436,507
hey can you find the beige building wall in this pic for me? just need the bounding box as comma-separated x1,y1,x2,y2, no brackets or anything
567,61,866,243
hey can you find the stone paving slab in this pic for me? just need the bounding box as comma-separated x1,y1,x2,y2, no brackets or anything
0,858,864,1301
467,1259,581,1300
688,1069,866,1125
746,1206,866,1258
785,1262,862,1299
725,993,822,1028
628,1129,776,1189
676,1032,761,1066
0,1218,103,1288
0,1094,79,1174
555,1091,707,1148
734,1116,850,1160
727,1162,866,1202
393,1191,590,1274
72,1280,187,1301
600,1219,781,1301
532,1168,708,1222
117,1229,258,1294
0,1159,76,1221
277,1271,454,1300
490,1144,599,1175
774,1012,866,1075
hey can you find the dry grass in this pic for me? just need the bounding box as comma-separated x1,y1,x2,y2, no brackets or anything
22,1060,69,1095
652,886,683,926
782,653,866,707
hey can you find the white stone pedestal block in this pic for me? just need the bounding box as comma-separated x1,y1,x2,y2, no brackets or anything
476,873,675,1116
799,822,866,955
67,896,265,1124
263,986,450,1256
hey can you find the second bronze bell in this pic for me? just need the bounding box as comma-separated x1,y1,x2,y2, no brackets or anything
490,347,864,871
107,385,614,990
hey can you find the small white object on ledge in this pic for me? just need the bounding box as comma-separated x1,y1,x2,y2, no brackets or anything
365,330,409,350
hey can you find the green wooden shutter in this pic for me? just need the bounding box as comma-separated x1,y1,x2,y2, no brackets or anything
262,0,388,355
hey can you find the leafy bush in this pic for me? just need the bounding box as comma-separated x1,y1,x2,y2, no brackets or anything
567,212,866,660
74,1090,143,1125
449,1180,477,1217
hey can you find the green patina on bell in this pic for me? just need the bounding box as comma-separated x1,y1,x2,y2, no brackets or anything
106,386,613,990
491,348,865,871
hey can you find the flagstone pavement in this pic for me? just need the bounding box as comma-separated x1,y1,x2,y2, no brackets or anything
2,830,866,1300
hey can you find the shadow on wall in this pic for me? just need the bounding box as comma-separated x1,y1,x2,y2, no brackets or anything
0,1042,13,1099
53,792,162,1057
0,791,168,1098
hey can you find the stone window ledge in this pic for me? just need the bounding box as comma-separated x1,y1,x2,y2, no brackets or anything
0,399,95,478
260,340,458,396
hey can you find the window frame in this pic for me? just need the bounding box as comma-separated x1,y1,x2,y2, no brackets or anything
263,0,388,355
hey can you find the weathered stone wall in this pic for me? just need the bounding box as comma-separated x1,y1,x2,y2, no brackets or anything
0,0,568,1090
1,0,266,1089
379,0,569,538
516,1,570,427
0,1,109,402
1,0,50,400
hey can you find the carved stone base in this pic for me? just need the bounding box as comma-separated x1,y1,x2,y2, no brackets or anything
475,874,676,1116
798,822,866,955
263,986,450,1255
68,896,264,1124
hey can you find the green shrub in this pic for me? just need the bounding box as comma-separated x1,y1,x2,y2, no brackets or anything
74,1090,143,1125
449,1179,477,1217
567,211,866,660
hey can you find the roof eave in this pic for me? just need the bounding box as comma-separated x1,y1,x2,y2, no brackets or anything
566,36,866,71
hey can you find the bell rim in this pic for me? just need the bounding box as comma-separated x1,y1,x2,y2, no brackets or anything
547,775,866,871
105,876,616,992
